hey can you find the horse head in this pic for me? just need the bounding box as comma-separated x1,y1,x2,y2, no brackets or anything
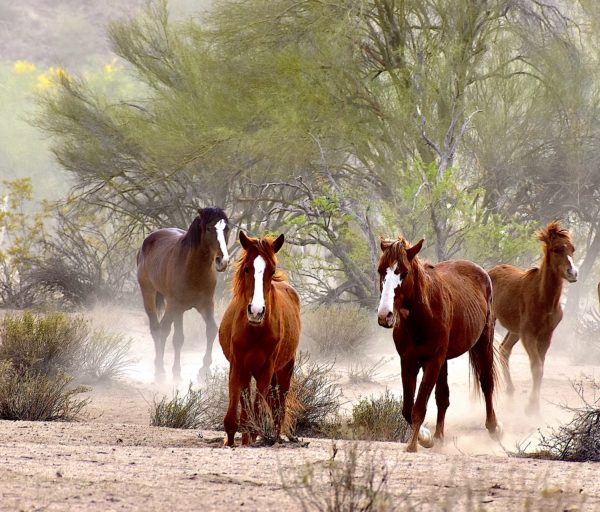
376,237,424,328
197,208,230,272
537,221,578,283
237,231,285,325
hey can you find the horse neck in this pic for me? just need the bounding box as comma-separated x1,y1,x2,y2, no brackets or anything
403,259,430,309
537,251,564,309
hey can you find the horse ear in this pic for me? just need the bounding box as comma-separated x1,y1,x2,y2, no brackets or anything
406,239,424,261
197,208,204,217
272,234,285,253
239,230,250,250
380,238,392,252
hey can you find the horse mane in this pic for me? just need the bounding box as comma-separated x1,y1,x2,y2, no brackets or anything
232,236,286,298
536,221,572,247
182,207,228,247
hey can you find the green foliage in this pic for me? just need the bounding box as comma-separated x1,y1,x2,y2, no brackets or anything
77,329,134,383
150,384,207,429
350,391,410,443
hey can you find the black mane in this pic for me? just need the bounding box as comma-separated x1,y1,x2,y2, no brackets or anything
182,207,228,247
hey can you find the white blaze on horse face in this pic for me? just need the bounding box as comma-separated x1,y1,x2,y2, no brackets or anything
567,255,578,279
215,219,229,263
250,255,266,316
377,264,402,318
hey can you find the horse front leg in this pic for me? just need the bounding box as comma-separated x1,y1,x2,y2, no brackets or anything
523,334,551,416
272,359,295,442
400,357,419,429
156,305,175,382
197,302,217,381
224,364,250,447
406,357,443,453
253,364,275,445
172,312,184,381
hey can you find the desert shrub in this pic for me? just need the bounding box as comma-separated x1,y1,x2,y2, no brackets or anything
292,352,343,437
197,367,230,430
350,391,410,442
76,328,134,383
0,362,89,421
512,378,600,462
283,442,395,511
150,384,208,429
573,310,600,365
302,304,376,360
0,311,86,375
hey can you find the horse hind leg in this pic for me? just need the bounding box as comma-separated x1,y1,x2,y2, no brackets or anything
470,323,501,439
499,331,519,395
433,361,449,443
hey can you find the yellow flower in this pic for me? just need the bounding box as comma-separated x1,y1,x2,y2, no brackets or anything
36,74,52,89
36,66,71,90
47,66,71,81
14,60,36,74
104,59,117,79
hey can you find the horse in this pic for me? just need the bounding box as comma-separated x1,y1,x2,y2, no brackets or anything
376,237,500,452
489,221,578,414
219,231,300,447
136,207,230,381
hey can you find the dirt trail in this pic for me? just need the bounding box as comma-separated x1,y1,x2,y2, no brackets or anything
0,305,599,511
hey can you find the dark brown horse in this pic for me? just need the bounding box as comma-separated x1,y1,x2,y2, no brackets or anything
376,237,500,452
219,231,300,447
137,208,230,381
489,221,578,414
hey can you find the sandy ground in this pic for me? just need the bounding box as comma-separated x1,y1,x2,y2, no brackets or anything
1,305,599,511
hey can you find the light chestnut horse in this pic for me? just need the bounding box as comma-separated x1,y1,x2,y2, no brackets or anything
219,231,300,447
136,208,230,381
377,237,500,452
489,221,578,414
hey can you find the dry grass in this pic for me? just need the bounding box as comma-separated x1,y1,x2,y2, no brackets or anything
302,304,376,360
283,442,397,511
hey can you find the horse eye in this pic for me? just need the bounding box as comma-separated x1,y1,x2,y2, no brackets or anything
244,266,249,273
400,271,408,279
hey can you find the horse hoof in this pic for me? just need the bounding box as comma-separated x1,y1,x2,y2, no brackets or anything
490,421,503,440
197,367,211,384
405,443,418,453
418,426,434,448
525,403,540,416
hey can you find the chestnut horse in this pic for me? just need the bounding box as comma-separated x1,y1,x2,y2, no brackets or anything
219,231,300,446
489,221,578,414
137,208,230,381
376,237,500,452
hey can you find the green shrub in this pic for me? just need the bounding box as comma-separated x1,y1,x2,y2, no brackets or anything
302,304,376,360
77,328,134,383
350,390,410,442
0,362,89,421
150,384,208,429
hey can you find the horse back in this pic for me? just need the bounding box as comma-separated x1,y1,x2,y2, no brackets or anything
488,263,530,333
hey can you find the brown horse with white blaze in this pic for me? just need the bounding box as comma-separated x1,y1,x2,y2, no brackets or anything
219,231,300,447
136,208,230,381
489,221,578,414
377,237,501,452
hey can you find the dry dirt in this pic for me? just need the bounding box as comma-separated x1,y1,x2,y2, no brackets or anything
1,305,599,511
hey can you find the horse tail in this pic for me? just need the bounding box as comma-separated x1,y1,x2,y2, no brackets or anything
468,272,498,399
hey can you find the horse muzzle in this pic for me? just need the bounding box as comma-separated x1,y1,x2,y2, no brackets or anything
377,311,395,329
565,268,578,283
215,256,229,272
247,304,265,325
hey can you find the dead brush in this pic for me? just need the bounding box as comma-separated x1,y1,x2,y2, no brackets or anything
76,328,134,383
283,441,396,511
291,352,343,437
196,367,230,430
302,304,376,360
350,390,410,442
150,384,208,429
347,357,389,384
512,377,600,462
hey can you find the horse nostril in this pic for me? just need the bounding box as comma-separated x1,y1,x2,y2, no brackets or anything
386,312,394,322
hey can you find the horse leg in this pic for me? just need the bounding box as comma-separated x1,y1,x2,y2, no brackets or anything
400,357,419,428
499,331,519,395
471,326,501,438
253,364,275,444
157,305,175,381
272,359,295,442
140,288,165,380
197,301,217,381
406,357,443,452
171,312,184,381
523,334,551,415
433,361,449,443
224,364,250,447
